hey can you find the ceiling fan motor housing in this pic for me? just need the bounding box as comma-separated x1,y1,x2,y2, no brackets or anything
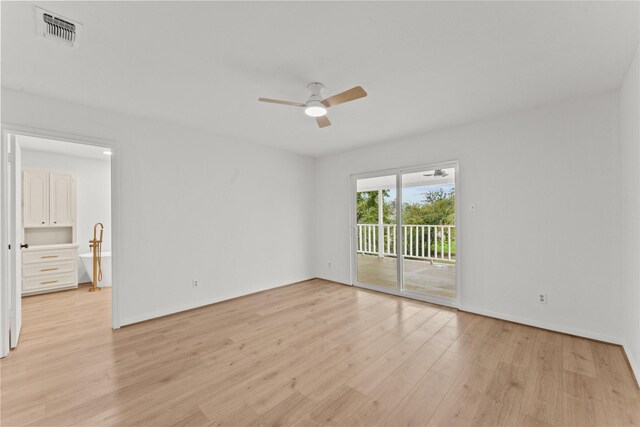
306,82,326,101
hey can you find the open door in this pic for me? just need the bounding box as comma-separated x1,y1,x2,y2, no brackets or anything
8,135,22,348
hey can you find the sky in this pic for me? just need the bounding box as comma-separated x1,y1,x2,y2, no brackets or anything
387,183,454,204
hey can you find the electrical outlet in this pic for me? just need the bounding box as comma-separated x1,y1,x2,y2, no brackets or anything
193,279,199,288
328,261,332,268
538,293,547,304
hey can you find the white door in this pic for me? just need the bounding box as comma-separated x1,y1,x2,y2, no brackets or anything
49,172,73,227
23,170,49,227
9,136,22,348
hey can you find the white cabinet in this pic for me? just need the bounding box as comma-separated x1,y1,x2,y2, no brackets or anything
49,172,74,227
23,169,75,228
22,244,79,295
23,170,49,227
22,169,78,295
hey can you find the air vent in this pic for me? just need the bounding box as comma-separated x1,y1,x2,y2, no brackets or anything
36,7,82,47
44,14,75,42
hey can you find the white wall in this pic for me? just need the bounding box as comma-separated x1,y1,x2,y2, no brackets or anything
20,149,112,283
2,88,315,325
315,91,623,344
621,44,640,382
3,85,635,369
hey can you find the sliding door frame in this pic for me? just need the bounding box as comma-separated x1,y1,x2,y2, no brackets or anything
350,160,460,308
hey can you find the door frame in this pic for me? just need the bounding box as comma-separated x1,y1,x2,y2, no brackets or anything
350,160,460,308
0,124,121,357
8,134,22,348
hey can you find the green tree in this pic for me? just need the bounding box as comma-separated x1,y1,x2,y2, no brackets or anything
356,190,395,223
403,188,456,256
402,188,455,225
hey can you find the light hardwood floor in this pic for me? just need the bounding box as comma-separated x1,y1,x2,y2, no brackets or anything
1,280,639,426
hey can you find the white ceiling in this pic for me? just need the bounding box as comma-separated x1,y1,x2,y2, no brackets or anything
17,135,111,160
2,2,638,158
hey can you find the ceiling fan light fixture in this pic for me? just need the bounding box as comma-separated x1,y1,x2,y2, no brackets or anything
304,101,327,117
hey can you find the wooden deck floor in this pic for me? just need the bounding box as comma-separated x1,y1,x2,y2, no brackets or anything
1,280,638,426
358,254,456,299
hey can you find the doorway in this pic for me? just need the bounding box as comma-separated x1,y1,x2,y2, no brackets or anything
1,127,118,357
351,162,459,306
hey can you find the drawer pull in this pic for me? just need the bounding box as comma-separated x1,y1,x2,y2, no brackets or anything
41,255,59,259
41,280,58,285
41,268,58,272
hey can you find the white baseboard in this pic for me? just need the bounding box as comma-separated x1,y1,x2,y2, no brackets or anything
623,344,640,387
121,294,227,326
120,277,314,327
459,304,622,345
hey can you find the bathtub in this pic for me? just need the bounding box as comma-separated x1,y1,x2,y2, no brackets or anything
79,251,112,287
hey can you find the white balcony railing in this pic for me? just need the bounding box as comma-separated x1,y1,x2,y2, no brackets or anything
357,224,455,262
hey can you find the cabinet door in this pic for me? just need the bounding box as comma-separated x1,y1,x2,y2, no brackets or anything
49,173,74,227
23,170,49,227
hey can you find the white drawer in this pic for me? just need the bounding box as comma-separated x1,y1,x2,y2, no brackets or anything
23,272,77,291
23,248,77,264
23,259,75,278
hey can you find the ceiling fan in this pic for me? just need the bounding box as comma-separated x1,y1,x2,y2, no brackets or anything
424,169,449,178
258,82,367,128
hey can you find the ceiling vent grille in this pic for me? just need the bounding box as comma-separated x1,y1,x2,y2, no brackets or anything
36,7,82,47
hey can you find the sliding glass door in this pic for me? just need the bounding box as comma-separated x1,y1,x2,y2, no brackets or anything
355,174,397,289
352,163,457,304
401,168,456,300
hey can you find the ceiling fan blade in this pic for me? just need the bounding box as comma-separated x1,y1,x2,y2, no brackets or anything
316,116,331,128
258,98,305,107
321,86,367,108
